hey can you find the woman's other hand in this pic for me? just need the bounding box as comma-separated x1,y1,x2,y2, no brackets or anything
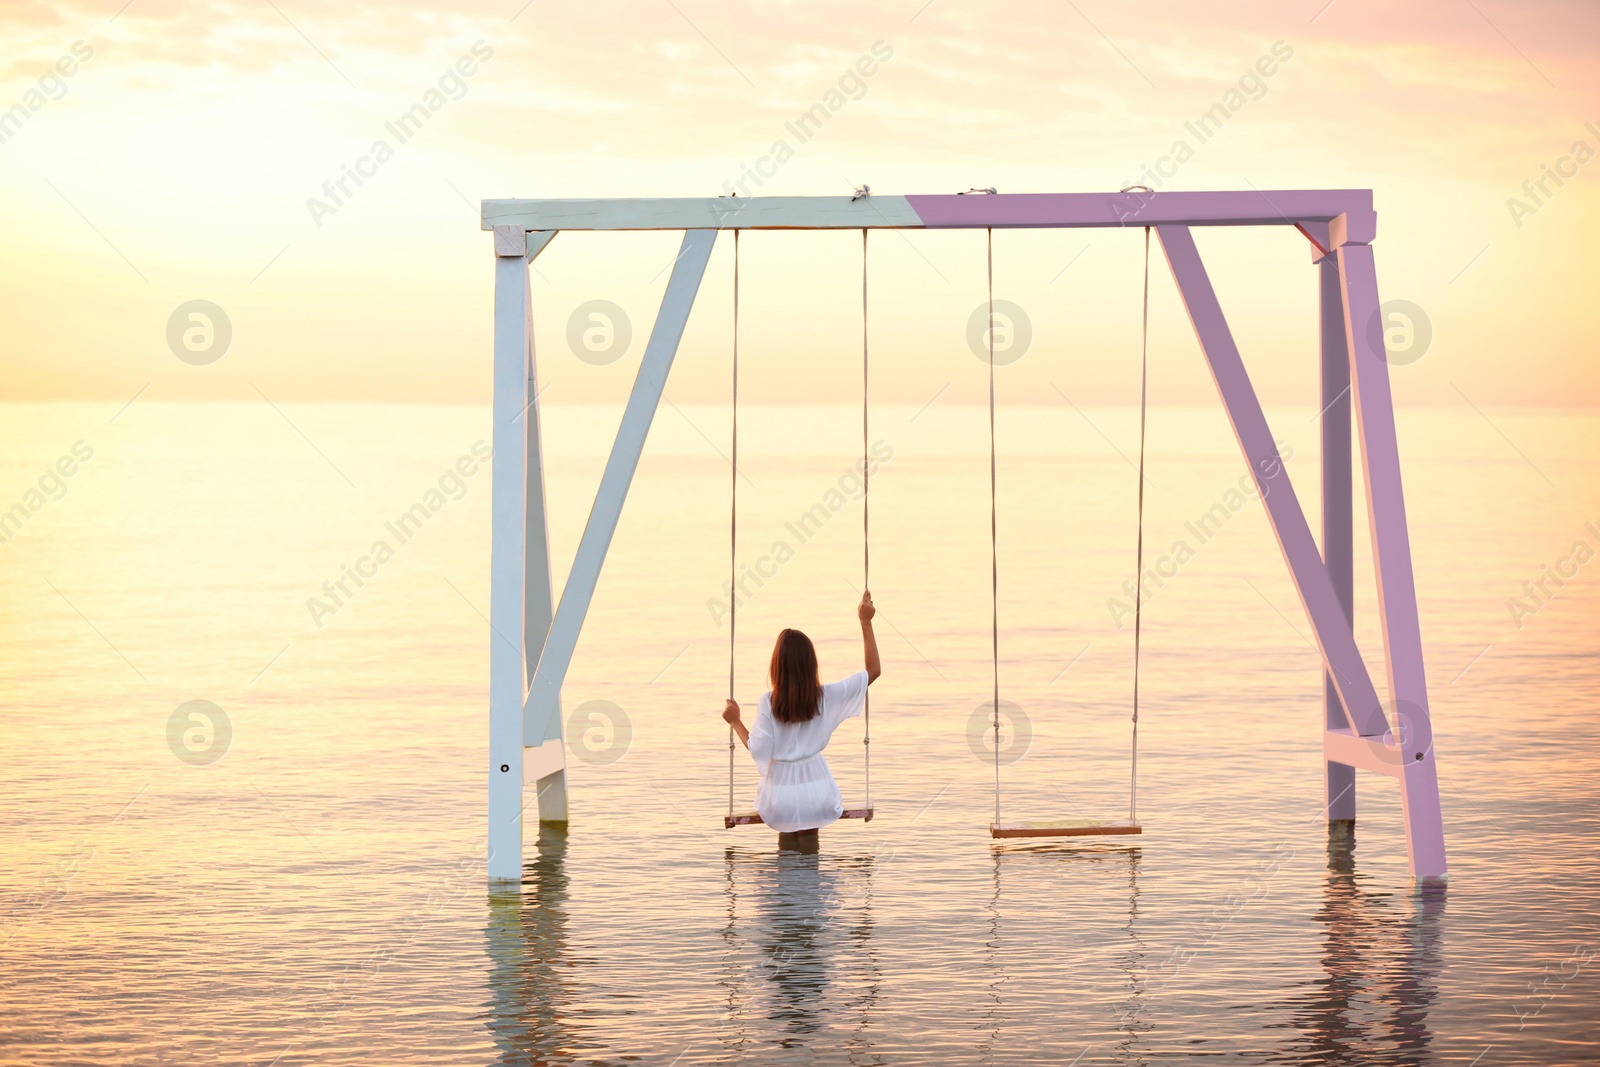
722,699,742,724
858,590,876,623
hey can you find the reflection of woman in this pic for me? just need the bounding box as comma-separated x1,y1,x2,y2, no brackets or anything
719,846,881,1056
758,850,831,1037
721,592,881,842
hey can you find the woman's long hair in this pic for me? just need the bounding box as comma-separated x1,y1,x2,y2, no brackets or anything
769,629,823,724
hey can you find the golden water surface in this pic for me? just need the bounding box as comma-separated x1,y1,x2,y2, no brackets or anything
2,401,1596,1065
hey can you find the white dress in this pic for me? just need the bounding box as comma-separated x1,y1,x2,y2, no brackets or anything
747,670,869,832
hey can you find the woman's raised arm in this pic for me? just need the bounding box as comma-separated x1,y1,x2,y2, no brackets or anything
858,591,881,684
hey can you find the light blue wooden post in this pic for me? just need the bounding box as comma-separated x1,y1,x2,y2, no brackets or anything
520,232,567,824
488,225,530,881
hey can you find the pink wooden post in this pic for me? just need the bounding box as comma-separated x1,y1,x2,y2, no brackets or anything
1318,249,1358,824
1336,231,1447,880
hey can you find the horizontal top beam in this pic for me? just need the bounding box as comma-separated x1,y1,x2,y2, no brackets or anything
480,190,1375,241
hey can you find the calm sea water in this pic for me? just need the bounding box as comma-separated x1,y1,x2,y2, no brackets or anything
1,401,1596,1066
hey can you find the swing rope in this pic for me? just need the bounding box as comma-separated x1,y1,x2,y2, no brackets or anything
988,227,1150,837
861,228,872,812
728,230,740,824
1130,227,1150,825
987,228,1001,828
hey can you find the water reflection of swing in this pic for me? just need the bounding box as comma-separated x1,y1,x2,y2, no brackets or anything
984,842,1147,1062
484,825,581,1066
718,846,883,1062
1271,826,1445,1062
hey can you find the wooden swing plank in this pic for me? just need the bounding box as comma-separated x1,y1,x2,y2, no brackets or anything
724,807,874,829
990,819,1141,839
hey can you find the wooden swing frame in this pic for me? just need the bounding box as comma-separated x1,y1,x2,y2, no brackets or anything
481,190,1447,883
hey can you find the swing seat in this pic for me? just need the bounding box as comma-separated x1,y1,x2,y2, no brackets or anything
725,807,874,829
990,818,1141,839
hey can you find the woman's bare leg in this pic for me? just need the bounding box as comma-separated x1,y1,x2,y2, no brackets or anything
776,828,820,854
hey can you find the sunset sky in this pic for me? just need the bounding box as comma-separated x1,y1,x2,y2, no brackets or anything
1,0,1596,408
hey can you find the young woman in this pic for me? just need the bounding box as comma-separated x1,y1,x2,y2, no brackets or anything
722,591,881,842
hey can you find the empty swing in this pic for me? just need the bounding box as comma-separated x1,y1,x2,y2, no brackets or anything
988,227,1152,840
725,229,876,830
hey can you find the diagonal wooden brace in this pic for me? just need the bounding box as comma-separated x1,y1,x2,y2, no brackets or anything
1157,224,1388,738
521,229,719,743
